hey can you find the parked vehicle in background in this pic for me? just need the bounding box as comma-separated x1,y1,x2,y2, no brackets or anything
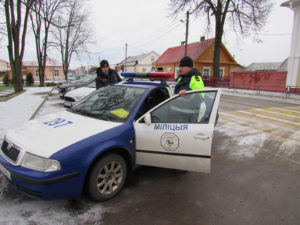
57,74,96,99
64,81,96,108
56,75,84,87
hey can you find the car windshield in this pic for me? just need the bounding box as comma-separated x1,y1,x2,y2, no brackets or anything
68,85,146,122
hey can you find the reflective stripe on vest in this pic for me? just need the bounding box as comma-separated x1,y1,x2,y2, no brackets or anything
177,75,205,90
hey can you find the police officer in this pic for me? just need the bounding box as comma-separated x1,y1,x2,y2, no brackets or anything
96,60,121,89
174,56,205,96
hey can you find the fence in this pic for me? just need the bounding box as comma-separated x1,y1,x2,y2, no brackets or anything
202,71,300,95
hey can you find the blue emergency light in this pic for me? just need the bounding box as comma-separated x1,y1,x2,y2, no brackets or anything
121,72,174,80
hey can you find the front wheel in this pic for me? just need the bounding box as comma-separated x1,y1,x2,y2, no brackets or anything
87,154,127,201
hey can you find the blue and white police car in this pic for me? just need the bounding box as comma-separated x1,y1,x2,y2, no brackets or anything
0,72,221,201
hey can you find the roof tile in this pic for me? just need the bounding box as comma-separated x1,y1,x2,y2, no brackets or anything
156,38,215,64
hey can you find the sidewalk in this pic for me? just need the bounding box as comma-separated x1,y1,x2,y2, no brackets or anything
0,87,53,139
220,87,300,105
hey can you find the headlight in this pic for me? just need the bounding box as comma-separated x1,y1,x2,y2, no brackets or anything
21,152,61,172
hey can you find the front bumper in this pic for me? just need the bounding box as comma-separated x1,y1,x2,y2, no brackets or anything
0,155,83,200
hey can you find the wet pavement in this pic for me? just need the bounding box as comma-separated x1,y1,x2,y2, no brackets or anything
0,88,299,225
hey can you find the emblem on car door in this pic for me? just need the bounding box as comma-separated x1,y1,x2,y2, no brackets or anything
161,132,179,151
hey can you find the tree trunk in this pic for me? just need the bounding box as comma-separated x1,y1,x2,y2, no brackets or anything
213,14,224,77
11,58,23,92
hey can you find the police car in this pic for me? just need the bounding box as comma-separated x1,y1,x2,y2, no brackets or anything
0,72,221,201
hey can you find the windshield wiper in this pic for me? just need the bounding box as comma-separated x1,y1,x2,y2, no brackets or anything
70,108,114,121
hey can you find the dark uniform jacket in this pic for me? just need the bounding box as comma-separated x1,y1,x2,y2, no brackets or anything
174,68,204,94
95,68,121,89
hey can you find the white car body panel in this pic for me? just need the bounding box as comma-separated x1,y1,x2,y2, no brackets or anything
64,87,96,107
5,111,120,161
134,89,221,173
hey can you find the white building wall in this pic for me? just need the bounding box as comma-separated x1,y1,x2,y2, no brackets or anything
286,1,300,88
0,60,8,72
136,51,159,72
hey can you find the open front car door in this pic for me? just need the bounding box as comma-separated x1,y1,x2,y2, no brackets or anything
134,89,221,173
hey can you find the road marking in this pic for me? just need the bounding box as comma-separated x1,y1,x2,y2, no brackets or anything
227,111,300,129
266,107,300,116
245,108,300,123
221,97,265,109
219,105,300,165
220,113,300,142
220,106,300,143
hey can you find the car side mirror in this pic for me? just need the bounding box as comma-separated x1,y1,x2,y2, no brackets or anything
144,113,151,125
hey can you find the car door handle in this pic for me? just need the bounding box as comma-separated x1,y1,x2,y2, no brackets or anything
193,134,210,140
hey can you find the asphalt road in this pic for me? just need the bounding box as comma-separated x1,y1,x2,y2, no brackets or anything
0,91,299,225
98,94,300,225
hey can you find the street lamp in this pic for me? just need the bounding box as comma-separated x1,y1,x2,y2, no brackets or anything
180,11,189,56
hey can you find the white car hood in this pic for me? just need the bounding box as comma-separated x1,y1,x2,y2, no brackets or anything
65,87,95,100
6,111,121,158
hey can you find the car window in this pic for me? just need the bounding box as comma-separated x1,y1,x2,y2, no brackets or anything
69,85,146,122
150,91,217,124
135,87,171,120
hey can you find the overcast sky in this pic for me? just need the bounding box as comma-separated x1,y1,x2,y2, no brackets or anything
0,0,295,69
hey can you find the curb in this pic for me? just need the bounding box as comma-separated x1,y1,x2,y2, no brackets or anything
30,87,55,120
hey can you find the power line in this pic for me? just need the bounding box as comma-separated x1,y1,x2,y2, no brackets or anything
257,33,291,36
130,21,183,48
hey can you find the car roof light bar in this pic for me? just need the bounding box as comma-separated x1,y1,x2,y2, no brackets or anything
121,72,175,81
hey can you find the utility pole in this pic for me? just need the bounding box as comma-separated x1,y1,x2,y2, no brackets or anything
185,11,189,56
125,43,128,72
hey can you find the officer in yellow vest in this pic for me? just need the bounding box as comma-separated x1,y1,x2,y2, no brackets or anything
174,56,205,96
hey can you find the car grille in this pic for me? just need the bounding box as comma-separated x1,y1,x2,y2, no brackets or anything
1,140,20,163
64,97,75,102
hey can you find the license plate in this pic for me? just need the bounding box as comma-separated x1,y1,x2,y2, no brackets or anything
0,163,11,181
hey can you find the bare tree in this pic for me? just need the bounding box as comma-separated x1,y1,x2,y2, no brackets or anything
52,0,93,80
170,0,273,77
1,0,35,92
30,0,67,86
0,5,7,48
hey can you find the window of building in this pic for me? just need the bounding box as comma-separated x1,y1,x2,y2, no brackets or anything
35,70,39,77
151,56,155,62
203,67,210,77
219,67,225,77
54,70,59,77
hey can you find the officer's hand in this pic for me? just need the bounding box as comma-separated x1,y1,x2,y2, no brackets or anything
179,90,186,97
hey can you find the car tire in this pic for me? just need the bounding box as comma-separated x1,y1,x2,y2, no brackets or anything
87,154,127,201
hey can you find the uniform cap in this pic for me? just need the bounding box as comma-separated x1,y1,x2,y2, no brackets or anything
179,56,193,67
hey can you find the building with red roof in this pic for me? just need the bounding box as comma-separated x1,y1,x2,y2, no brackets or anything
155,37,243,78
0,58,9,78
